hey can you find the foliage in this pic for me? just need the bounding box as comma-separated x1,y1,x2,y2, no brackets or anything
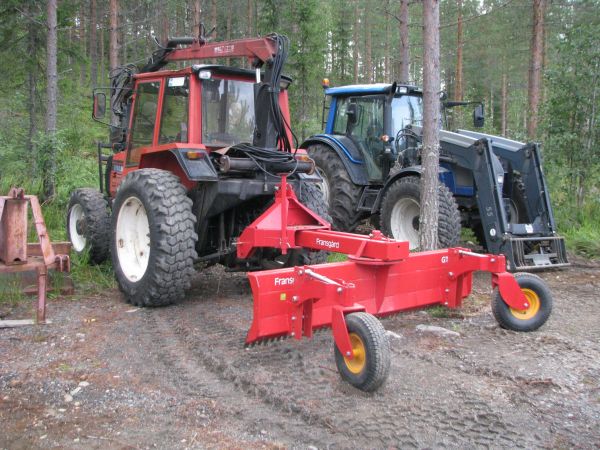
0,0,598,260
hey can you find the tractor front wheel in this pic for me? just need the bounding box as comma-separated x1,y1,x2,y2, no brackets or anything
67,188,110,264
491,272,552,331
334,312,390,392
380,176,461,250
111,169,197,307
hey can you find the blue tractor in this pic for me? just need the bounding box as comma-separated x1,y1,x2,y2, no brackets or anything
301,82,569,270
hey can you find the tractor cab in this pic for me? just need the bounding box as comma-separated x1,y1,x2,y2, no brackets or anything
93,65,294,196
322,84,423,183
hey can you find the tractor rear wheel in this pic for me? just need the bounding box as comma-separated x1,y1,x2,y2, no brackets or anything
111,169,197,307
380,176,461,250
67,188,110,264
491,272,552,331
334,312,390,392
307,144,364,232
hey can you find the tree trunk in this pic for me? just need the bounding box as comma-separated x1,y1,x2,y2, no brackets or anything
398,0,410,84
353,1,359,83
90,0,98,87
501,72,508,136
527,0,545,139
420,0,441,251
161,0,169,44
26,2,38,156
79,3,87,86
100,24,105,83
211,0,217,63
194,0,202,35
384,12,390,82
365,14,372,83
45,0,59,200
454,0,463,102
109,0,119,127
247,0,253,36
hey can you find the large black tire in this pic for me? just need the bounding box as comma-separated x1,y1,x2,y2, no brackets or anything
491,272,552,332
334,312,391,392
67,188,111,264
259,182,330,268
307,144,364,232
380,176,461,250
111,169,197,307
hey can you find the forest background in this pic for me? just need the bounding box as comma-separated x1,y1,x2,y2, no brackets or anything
0,0,598,266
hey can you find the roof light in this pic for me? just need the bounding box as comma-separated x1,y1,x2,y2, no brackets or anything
398,86,408,94
380,135,391,143
321,78,330,88
198,70,212,80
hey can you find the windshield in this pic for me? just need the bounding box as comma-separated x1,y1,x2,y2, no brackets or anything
391,95,423,133
202,78,255,146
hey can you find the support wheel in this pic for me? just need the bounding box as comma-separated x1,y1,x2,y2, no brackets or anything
67,188,110,264
380,175,461,250
334,312,390,392
111,169,198,307
491,272,552,331
307,144,365,232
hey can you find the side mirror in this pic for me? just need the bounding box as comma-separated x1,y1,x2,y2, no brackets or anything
93,92,107,120
346,103,358,126
473,104,485,128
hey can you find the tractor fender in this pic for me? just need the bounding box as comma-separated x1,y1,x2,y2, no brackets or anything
372,165,451,213
139,149,217,191
301,135,370,185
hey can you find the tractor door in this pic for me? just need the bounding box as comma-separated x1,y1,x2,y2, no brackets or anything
334,96,385,182
126,80,163,166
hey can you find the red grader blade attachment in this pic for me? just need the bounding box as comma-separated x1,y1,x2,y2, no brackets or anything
238,177,551,391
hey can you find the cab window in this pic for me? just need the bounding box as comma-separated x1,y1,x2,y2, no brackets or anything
159,76,189,144
128,81,161,164
202,78,255,147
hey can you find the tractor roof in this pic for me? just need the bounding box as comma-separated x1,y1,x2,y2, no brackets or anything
325,83,421,97
134,64,292,86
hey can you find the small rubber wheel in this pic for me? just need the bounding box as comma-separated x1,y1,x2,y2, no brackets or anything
491,272,552,331
334,312,390,392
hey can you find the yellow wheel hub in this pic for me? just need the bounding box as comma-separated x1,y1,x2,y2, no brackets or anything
510,288,540,320
344,333,367,374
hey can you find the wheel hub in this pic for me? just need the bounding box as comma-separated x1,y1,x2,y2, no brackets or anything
344,332,366,374
390,197,421,250
115,196,151,282
509,288,540,320
69,204,87,252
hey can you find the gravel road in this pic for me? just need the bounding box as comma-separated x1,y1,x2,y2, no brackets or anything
1,263,599,449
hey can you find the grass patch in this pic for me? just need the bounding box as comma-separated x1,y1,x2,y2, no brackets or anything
327,252,348,263
426,305,453,318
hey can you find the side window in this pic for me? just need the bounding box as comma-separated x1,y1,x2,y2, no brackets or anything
332,98,348,134
159,76,189,144
128,81,160,164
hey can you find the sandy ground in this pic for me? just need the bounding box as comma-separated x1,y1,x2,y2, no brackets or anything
1,261,599,449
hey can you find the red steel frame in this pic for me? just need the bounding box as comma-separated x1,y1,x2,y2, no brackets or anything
238,177,529,359
0,188,71,323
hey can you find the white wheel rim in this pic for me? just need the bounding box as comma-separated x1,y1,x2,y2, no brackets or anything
390,198,420,250
69,204,87,252
316,166,331,205
115,196,150,282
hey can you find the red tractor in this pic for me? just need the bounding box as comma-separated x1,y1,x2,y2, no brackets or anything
67,32,553,391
